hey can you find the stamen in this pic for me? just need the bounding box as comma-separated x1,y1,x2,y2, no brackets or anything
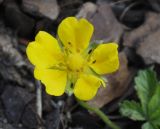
68,67,72,71
88,49,92,54
77,49,80,53
92,60,96,64
71,82,73,88
68,42,71,45
76,69,80,72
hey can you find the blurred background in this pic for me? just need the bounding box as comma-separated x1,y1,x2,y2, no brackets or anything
0,0,160,129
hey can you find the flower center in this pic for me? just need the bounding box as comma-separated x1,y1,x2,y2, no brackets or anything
67,53,85,72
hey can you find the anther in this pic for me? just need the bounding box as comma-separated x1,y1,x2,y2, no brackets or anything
92,60,96,64
68,42,71,45
71,83,73,88
77,49,80,53
88,49,92,54
76,69,80,72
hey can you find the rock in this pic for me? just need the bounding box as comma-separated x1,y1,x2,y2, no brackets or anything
76,2,97,19
22,0,59,20
4,2,35,38
0,77,5,95
42,92,53,113
77,2,124,43
58,0,83,21
0,123,16,129
71,112,101,129
97,0,145,28
124,12,160,64
35,19,57,35
124,12,160,47
123,47,145,68
45,108,60,129
1,86,34,123
0,0,3,4
0,27,25,85
137,30,160,64
0,22,35,90
148,0,160,12
0,101,5,120
0,23,25,67
88,52,135,108
0,22,36,93
21,104,40,129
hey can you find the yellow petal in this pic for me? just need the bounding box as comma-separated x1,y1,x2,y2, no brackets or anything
35,31,62,56
58,17,94,53
34,67,41,80
26,31,63,69
26,41,56,68
89,43,119,74
36,69,67,96
76,19,94,52
73,74,102,100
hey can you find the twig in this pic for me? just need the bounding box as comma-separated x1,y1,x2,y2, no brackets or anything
110,0,131,6
36,80,42,118
120,2,140,21
36,81,42,118
36,80,43,129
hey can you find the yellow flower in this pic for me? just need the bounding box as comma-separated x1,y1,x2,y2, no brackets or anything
26,17,119,100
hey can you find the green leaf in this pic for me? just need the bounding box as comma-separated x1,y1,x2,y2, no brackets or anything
134,69,158,114
148,84,160,126
152,117,160,127
120,100,145,121
120,69,160,129
142,122,156,129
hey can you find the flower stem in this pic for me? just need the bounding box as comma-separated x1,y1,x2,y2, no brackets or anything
77,99,121,129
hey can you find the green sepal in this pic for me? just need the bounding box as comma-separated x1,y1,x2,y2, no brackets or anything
65,79,73,96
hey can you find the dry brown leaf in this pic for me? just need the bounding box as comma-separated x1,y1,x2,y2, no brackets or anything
124,12,160,64
77,2,124,43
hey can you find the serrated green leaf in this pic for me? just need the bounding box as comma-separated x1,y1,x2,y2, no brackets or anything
148,84,160,115
151,117,160,127
134,69,158,114
120,100,145,121
120,69,160,129
142,122,156,129
148,84,160,126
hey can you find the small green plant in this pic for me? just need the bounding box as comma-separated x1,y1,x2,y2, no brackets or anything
120,68,160,129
